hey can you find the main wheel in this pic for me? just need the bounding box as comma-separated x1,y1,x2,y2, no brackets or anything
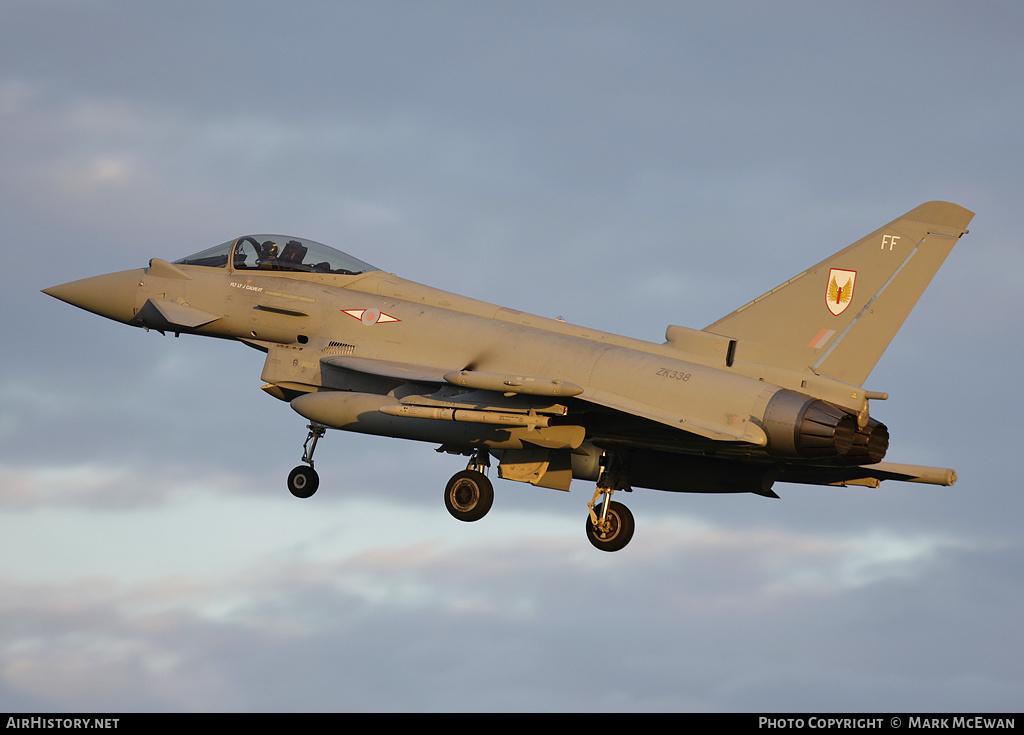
444,470,494,522
287,465,319,498
585,501,634,552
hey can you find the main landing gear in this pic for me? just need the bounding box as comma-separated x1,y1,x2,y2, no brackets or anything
287,423,325,498
585,452,635,552
444,449,494,522
441,448,635,551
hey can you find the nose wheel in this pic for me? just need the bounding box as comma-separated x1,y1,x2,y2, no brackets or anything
288,423,325,498
288,465,319,498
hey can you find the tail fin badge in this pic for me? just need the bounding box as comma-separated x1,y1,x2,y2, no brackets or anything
826,269,857,316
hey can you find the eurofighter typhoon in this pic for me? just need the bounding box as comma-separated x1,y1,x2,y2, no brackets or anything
44,201,973,551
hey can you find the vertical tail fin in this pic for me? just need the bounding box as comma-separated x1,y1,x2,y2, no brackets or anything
704,202,974,386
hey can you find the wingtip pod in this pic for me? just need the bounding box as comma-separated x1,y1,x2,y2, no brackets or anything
871,462,957,486
776,461,956,488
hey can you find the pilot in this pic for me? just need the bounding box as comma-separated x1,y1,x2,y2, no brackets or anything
259,241,279,268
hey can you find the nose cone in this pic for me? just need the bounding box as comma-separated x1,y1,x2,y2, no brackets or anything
43,269,144,324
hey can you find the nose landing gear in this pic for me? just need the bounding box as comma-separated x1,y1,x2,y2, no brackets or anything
287,423,325,498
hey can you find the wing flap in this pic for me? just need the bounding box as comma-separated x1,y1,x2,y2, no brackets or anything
579,388,768,446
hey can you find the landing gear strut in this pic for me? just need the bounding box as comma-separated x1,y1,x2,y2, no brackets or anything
444,449,493,522
287,423,325,498
585,452,635,552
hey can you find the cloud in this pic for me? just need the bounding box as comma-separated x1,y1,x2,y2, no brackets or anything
2,509,1019,711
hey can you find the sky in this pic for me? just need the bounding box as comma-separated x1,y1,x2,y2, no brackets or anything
1,0,1022,713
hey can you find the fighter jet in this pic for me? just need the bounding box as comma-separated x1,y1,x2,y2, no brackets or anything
43,201,972,551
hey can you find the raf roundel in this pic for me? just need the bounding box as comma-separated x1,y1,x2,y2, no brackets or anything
342,308,401,325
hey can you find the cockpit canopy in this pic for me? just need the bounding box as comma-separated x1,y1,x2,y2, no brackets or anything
174,235,379,275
